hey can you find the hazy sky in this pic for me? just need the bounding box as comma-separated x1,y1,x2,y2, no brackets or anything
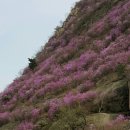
0,0,79,92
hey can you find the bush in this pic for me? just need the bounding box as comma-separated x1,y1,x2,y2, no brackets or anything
77,80,94,93
0,112,10,126
2,95,11,103
16,122,35,130
116,64,126,76
49,107,87,130
28,58,37,70
36,118,51,130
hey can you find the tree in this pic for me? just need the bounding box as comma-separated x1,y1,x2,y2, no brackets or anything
28,58,37,70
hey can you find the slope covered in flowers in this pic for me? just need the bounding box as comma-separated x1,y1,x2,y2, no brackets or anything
0,0,130,129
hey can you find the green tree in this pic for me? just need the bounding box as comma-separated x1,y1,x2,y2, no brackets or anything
28,58,37,70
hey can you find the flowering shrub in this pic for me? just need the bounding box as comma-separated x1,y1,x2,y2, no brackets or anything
31,108,40,121
107,114,127,128
47,91,97,119
77,80,95,93
64,50,97,72
0,112,10,126
35,76,72,98
16,122,35,130
11,107,41,123
93,40,106,51
63,91,97,106
11,108,32,121
48,99,63,119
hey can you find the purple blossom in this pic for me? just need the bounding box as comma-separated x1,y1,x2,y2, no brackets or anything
48,99,63,119
93,40,106,51
0,112,10,125
63,91,97,106
63,92,77,105
31,108,40,119
16,122,35,130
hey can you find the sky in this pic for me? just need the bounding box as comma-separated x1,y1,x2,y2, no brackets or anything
0,0,80,92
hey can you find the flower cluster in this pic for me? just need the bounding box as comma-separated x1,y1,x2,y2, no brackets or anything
0,112,10,126
16,122,35,130
63,91,97,106
48,99,62,119
47,91,97,119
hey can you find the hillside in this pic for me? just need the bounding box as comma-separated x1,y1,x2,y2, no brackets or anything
0,0,130,129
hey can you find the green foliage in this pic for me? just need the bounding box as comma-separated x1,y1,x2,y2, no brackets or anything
36,118,51,130
28,58,37,70
116,64,126,76
49,107,87,130
0,122,17,130
2,95,11,102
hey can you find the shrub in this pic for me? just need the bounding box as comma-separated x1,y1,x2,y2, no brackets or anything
50,107,87,130
16,122,35,130
12,108,36,122
116,64,126,76
48,99,62,119
77,80,95,93
36,118,51,130
0,112,10,126
63,91,97,106
28,58,37,70
31,108,40,121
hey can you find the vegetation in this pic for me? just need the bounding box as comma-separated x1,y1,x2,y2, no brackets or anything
28,58,37,70
0,0,130,129
116,64,126,76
